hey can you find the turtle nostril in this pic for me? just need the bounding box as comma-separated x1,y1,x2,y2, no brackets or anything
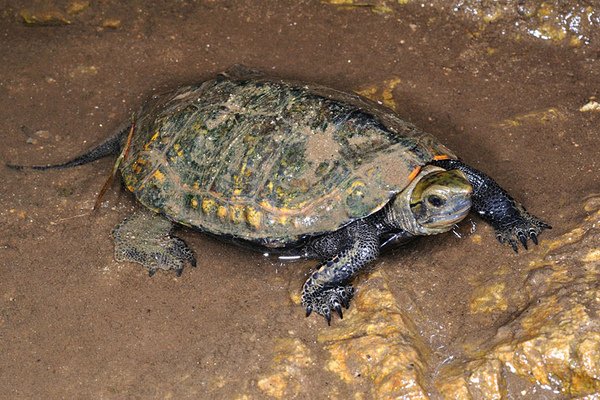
427,195,445,207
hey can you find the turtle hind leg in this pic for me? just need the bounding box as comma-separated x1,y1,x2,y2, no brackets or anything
301,220,380,324
112,210,196,276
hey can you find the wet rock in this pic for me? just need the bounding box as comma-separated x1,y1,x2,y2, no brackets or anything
102,18,122,29
323,0,394,15
495,107,566,128
67,1,90,15
317,270,430,399
355,78,403,111
325,1,600,45
437,196,600,398
469,281,509,314
442,0,600,46
34,130,50,139
19,8,71,26
580,100,600,113
68,65,99,78
256,338,313,398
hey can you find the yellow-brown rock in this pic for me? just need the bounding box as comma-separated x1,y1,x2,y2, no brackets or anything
355,78,402,111
318,270,431,399
20,8,71,26
437,196,600,398
257,338,313,398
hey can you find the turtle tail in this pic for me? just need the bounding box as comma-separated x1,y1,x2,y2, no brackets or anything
6,124,131,171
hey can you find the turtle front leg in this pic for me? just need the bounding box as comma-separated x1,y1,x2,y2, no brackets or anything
112,210,196,276
431,159,551,252
302,220,380,324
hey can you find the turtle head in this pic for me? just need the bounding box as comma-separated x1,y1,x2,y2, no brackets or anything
408,169,472,234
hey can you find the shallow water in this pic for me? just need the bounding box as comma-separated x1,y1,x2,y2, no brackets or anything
1,1,598,398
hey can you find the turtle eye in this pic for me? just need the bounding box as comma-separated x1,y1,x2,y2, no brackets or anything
427,195,445,207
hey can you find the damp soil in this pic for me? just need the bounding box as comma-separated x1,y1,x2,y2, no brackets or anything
0,1,598,399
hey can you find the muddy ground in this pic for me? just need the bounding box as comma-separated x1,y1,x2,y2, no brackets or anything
0,1,598,399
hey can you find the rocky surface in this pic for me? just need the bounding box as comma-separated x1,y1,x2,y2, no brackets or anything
324,0,600,46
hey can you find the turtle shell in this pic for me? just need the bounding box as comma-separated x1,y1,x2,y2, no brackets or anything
119,70,456,247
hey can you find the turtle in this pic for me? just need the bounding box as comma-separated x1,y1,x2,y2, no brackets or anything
8,65,550,324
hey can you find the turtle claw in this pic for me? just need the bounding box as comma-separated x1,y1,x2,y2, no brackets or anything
531,232,538,245
305,306,313,318
340,294,350,309
333,303,344,319
302,285,354,325
494,208,550,253
518,233,528,250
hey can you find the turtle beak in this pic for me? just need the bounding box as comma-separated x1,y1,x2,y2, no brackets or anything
424,194,471,229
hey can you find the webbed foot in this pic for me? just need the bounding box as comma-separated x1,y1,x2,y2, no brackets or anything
302,284,354,325
112,210,196,276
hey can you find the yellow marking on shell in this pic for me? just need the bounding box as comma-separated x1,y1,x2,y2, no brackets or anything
258,188,343,217
243,166,252,177
267,181,274,192
259,200,272,211
190,198,198,209
152,169,165,182
191,120,205,132
346,180,366,195
172,143,184,158
295,200,308,209
277,215,289,225
232,174,244,193
217,205,228,219
131,157,147,174
144,131,160,150
245,207,262,229
230,205,245,225
202,198,216,214
233,188,242,196
126,184,136,192
275,186,286,198
193,181,200,190
132,163,143,174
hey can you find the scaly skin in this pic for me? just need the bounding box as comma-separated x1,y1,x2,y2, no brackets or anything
301,220,380,324
112,210,196,277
